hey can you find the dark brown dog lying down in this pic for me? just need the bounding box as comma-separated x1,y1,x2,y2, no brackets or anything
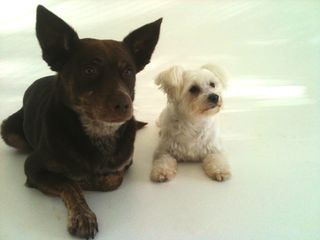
1,5,162,239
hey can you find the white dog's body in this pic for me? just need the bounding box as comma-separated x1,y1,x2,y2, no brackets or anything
151,64,231,182
157,107,221,162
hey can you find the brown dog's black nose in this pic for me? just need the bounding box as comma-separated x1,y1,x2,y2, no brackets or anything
113,99,130,113
208,94,219,104
105,92,133,121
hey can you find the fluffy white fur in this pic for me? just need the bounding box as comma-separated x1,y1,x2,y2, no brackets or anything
151,64,231,182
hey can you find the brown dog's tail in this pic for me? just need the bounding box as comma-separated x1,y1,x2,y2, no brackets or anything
1,109,32,152
135,120,148,130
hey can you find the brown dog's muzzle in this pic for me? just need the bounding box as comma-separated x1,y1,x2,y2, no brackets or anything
75,90,133,123
104,91,133,122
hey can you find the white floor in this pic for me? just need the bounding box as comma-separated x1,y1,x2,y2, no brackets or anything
1,1,320,239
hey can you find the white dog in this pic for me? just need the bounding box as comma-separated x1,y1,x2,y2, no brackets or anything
150,64,231,182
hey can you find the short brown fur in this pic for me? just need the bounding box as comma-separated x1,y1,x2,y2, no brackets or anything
1,5,162,239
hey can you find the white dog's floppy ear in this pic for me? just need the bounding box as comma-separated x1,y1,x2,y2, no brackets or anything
201,64,228,89
155,66,184,100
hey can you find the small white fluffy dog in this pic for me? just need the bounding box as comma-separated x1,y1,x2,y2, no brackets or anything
150,64,231,182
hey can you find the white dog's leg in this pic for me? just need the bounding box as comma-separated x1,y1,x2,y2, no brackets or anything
202,152,231,181
151,153,177,182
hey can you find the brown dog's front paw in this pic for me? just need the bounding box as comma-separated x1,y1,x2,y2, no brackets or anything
68,208,98,239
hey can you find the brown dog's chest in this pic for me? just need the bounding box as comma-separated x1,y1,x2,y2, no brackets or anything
65,135,132,180
90,136,117,157
79,135,129,176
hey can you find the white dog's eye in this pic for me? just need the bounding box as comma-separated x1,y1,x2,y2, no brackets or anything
189,85,201,94
209,82,215,88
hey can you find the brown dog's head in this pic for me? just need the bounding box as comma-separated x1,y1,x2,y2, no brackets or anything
36,5,162,123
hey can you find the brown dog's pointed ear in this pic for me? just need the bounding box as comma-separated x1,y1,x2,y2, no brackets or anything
123,18,162,72
36,5,79,71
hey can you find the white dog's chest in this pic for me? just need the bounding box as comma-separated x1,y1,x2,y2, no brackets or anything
161,125,220,162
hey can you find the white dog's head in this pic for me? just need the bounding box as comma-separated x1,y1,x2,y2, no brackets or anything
155,64,227,117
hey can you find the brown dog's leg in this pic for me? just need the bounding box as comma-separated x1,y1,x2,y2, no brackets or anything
78,171,124,192
25,153,98,239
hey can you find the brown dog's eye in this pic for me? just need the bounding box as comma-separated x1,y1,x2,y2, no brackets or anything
210,82,215,88
189,85,201,94
83,66,98,76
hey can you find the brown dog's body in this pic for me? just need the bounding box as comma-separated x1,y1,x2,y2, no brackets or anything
1,5,161,239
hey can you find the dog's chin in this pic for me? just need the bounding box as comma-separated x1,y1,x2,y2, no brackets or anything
76,108,132,135
99,117,128,124
201,105,221,115
79,114,128,137
99,119,125,126
100,113,133,124
75,108,132,125
90,116,130,128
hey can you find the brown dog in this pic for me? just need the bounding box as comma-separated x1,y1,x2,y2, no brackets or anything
1,5,162,239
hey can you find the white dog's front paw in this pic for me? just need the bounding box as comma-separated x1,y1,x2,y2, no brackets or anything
150,166,176,182
206,168,231,182
203,154,231,182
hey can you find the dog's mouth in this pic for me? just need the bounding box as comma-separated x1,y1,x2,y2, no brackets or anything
202,103,222,113
73,90,134,124
72,105,132,138
83,110,131,124
73,103,133,123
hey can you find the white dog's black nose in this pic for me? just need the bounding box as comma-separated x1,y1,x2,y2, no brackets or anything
208,94,219,104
